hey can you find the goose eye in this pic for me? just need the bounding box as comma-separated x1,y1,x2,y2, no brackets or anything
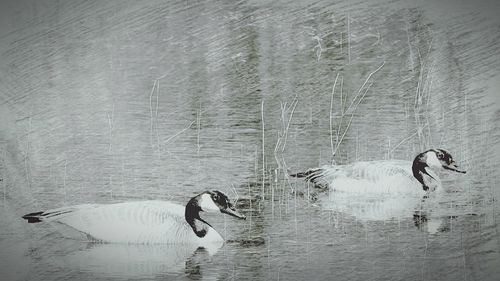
437,153,444,160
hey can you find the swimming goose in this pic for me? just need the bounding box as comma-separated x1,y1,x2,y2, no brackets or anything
22,190,246,245
290,149,466,192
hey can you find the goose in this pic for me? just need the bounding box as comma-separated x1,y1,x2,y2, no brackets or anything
290,149,466,193
22,190,246,245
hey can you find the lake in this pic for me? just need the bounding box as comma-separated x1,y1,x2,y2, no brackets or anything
1,0,499,280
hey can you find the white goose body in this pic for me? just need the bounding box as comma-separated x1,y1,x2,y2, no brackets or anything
35,201,222,244
292,149,466,193
313,160,426,194
23,191,246,245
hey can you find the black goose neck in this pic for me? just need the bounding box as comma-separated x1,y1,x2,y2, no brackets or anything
412,150,439,191
185,197,211,238
412,152,428,190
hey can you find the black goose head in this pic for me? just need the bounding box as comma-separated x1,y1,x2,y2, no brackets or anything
412,149,466,191
185,190,246,238
207,190,246,220
432,149,466,174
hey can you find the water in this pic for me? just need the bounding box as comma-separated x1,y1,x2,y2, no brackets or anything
1,0,499,280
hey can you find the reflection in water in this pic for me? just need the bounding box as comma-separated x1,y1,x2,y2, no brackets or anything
316,180,482,234
413,212,468,235
315,186,446,235
184,248,211,280
319,191,425,222
412,211,444,234
55,242,219,279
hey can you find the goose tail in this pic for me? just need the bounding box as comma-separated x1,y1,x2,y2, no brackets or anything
22,211,45,223
22,208,75,224
289,167,328,186
289,168,319,178
22,204,96,224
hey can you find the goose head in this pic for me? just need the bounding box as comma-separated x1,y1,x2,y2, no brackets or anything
198,190,246,220
428,149,466,174
412,149,466,191
185,190,245,238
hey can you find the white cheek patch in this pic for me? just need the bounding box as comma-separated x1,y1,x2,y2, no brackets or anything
423,167,441,190
199,194,220,212
426,151,442,168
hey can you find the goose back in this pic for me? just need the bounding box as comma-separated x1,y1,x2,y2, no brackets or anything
309,160,427,194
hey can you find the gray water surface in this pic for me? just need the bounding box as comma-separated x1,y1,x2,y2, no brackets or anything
1,0,500,280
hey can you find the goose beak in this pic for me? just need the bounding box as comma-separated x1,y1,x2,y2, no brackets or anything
221,206,246,220
443,163,466,174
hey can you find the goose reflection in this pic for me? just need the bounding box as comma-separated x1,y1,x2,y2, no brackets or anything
51,242,220,279
318,190,426,222
412,211,444,234
318,188,460,234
